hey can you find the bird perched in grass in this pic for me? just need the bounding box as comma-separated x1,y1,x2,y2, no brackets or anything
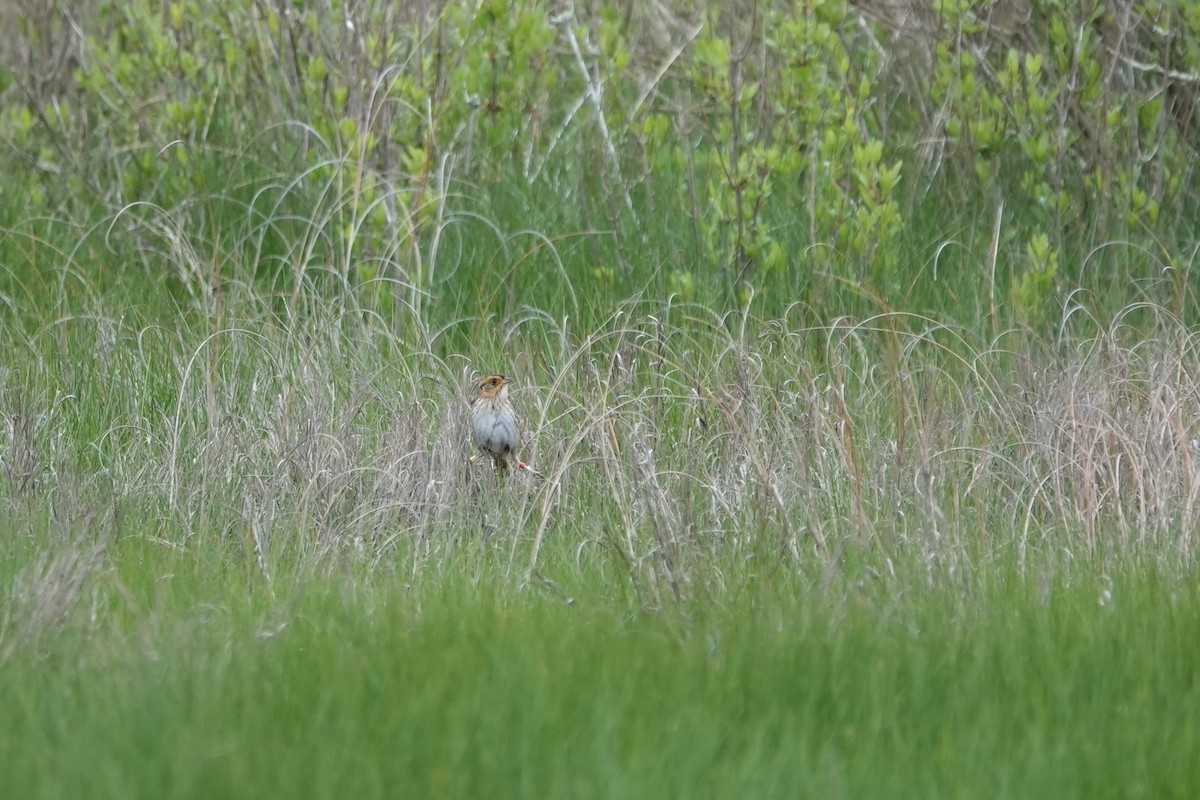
470,373,520,475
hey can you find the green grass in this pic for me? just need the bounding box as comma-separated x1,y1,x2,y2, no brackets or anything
3,558,1197,799
4,187,1200,796
3,245,1200,795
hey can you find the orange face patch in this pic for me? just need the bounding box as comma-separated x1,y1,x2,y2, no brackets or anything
476,374,511,398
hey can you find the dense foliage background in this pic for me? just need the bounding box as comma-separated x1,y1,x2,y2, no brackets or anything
4,0,1197,325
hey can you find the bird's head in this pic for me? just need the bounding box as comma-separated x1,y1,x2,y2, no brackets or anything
476,373,512,399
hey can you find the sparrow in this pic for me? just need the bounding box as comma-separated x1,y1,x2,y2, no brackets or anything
470,373,520,475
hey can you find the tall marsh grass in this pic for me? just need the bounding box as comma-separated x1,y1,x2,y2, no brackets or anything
4,240,1198,630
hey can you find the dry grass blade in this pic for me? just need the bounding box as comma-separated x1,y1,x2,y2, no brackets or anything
1,532,107,663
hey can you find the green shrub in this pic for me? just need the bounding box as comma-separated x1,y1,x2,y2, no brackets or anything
0,0,1196,326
